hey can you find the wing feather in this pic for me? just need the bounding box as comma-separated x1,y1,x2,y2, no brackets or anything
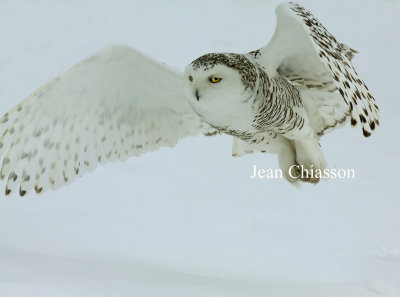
0,45,205,196
258,2,379,137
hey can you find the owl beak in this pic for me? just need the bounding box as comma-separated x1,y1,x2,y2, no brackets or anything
195,89,200,101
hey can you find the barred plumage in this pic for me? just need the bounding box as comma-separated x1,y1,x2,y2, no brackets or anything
0,2,378,195
185,1,379,184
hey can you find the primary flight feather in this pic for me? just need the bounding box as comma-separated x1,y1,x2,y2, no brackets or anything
0,2,379,196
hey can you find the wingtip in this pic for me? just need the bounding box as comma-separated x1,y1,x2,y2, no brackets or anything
350,117,379,138
369,121,376,131
19,187,27,197
34,185,43,194
362,128,371,137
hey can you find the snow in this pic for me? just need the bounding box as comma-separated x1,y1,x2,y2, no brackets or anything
0,0,399,296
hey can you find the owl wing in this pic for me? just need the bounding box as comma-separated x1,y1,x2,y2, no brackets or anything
0,45,208,196
256,2,379,137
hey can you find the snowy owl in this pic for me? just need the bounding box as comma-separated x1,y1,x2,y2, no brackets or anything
0,2,379,196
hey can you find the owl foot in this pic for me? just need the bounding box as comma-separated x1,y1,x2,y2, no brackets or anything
293,138,326,185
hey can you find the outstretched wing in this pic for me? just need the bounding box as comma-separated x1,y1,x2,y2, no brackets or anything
257,2,379,137
0,45,205,196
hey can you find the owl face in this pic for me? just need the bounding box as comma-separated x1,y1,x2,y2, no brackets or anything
184,53,257,130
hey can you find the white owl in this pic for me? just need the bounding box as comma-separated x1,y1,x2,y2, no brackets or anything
0,2,379,196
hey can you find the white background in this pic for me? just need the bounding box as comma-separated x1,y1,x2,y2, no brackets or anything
0,0,399,296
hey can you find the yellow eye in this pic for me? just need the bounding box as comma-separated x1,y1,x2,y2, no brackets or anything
209,77,222,83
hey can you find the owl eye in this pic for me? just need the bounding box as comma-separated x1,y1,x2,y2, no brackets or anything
209,77,222,83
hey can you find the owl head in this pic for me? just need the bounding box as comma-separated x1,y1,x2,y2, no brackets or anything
184,53,259,129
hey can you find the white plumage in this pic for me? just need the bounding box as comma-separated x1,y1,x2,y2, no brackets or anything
0,2,379,196
0,46,211,195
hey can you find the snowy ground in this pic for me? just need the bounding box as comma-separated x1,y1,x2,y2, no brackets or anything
0,0,399,296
